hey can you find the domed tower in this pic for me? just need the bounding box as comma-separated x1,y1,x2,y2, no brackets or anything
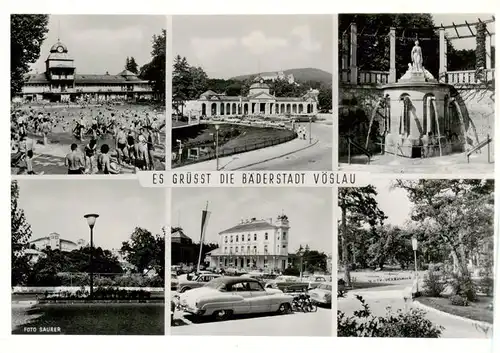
45,40,76,99
274,213,290,257
248,76,270,96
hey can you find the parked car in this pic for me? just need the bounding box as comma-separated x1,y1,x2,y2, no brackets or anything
308,282,332,306
171,300,176,324
171,274,179,291
265,276,309,292
306,275,328,290
177,276,293,320
176,273,221,293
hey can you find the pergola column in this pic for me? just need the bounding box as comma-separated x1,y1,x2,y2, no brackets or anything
349,22,358,84
439,27,447,83
389,27,396,83
341,33,349,82
486,33,492,70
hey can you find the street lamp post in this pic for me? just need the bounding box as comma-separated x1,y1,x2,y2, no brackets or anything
412,236,418,294
308,116,312,144
214,123,220,171
84,213,99,299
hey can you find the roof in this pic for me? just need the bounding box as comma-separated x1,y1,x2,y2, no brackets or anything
250,82,270,90
46,52,73,61
29,236,49,243
171,230,192,241
50,41,68,52
210,276,260,286
25,73,50,84
206,248,222,255
116,69,138,77
220,219,276,234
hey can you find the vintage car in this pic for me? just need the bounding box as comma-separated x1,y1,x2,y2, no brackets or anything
171,274,179,291
264,276,309,292
176,273,221,293
305,275,328,290
177,276,293,320
308,282,332,305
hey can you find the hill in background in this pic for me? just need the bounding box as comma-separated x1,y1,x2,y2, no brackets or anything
231,68,332,85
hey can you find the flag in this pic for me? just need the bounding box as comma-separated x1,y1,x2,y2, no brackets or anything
197,208,211,272
199,209,211,244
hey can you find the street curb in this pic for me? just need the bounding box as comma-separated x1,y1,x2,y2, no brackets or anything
230,138,319,171
412,299,494,330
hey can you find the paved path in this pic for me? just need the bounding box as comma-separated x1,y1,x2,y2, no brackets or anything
172,307,332,336
340,150,494,174
176,121,332,171
338,285,493,338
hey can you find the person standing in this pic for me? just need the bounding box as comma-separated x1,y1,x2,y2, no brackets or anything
65,143,85,174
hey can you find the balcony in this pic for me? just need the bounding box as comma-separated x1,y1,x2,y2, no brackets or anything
446,69,495,85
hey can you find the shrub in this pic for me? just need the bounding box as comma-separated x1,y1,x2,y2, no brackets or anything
449,294,469,306
94,277,115,287
423,270,446,297
478,276,494,297
337,295,443,338
448,272,477,302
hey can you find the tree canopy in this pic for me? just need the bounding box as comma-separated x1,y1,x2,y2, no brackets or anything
10,14,49,97
139,29,166,100
125,56,139,74
120,227,165,278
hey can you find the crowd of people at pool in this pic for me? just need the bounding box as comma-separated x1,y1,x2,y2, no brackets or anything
10,103,165,175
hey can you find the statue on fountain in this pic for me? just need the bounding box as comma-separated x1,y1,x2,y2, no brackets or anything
398,40,436,82
411,40,423,72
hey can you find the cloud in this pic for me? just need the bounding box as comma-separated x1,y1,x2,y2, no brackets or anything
291,25,322,52
190,37,238,60
240,31,288,55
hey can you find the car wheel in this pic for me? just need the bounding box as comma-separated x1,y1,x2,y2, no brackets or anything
277,303,291,314
180,287,190,293
213,309,232,321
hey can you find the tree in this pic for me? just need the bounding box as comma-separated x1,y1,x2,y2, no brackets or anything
339,186,386,286
11,181,33,286
394,179,494,281
139,29,165,101
303,249,328,273
318,85,332,111
10,14,49,97
172,55,191,114
475,22,487,82
126,56,139,74
189,66,209,99
120,227,164,277
339,14,440,78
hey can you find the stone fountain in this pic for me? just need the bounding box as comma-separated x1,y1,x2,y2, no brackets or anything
381,40,477,158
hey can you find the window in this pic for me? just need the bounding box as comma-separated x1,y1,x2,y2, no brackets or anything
283,232,287,240
236,235,239,242
231,282,248,292
235,247,238,253
224,247,227,253
264,245,268,254
282,245,286,248
225,236,228,243
247,234,251,241
278,236,280,240
241,246,244,253
254,234,257,241
248,281,264,291
253,245,257,253
247,246,250,253
230,235,233,243
265,232,268,240
230,247,233,254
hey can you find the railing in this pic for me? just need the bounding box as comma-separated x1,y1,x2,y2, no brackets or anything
347,136,372,164
467,134,493,164
50,74,74,80
447,69,495,84
359,70,389,85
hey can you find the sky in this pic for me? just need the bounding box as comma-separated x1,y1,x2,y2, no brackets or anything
172,15,333,79
16,179,166,251
29,14,165,75
172,188,333,254
337,180,413,227
431,13,495,50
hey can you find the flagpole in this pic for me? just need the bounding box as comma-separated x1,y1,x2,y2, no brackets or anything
196,202,209,273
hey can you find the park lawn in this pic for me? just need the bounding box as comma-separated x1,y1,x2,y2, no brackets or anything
12,303,164,335
416,296,494,324
220,126,294,152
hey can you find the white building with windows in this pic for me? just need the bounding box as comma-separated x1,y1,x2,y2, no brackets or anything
29,232,86,252
206,214,291,272
182,76,318,118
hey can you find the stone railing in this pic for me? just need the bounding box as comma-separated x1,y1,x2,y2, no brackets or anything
447,69,495,84
359,70,389,85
